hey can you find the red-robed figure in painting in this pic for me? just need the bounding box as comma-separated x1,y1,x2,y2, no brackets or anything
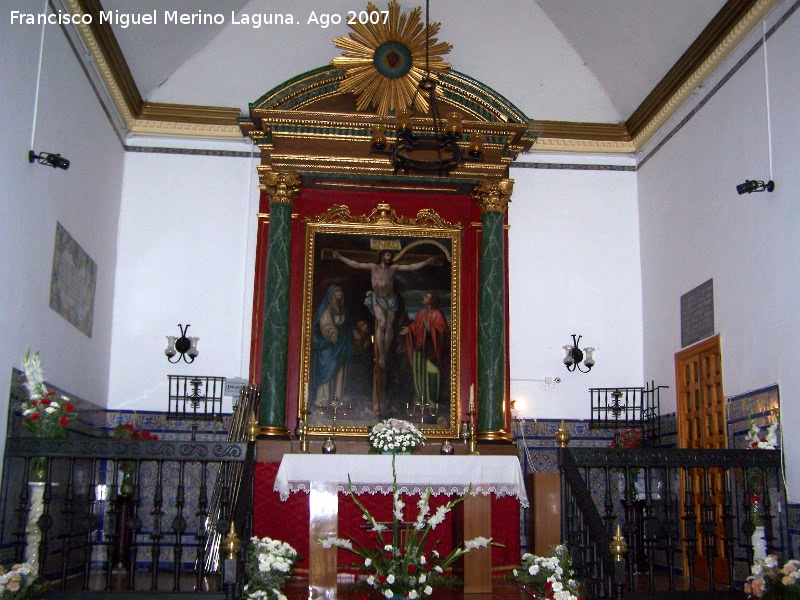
400,291,449,406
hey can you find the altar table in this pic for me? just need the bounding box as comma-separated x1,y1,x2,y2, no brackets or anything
273,454,528,598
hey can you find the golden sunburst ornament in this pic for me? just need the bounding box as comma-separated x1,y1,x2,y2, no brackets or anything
331,0,452,117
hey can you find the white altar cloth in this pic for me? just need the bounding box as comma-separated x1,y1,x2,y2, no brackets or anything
273,454,529,507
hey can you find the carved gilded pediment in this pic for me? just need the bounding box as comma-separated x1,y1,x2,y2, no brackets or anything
310,203,460,230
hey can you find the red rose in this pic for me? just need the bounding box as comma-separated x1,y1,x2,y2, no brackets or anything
408,564,417,574
29,412,41,420
41,398,51,406
60,416,69,426
65,402,74,412
30,400,38,406
378,575,387,584
385,553,393,560
124,423,134,430
152,434,158,440
545,582,553,590
399,548,406,555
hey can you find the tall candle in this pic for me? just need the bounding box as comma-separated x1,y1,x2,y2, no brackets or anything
469,384,474,413
304,382,310,406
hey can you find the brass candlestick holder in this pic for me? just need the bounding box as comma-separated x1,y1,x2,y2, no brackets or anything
297,406,310,453
321,398,342,454
298,419,309,453
467,412,479,455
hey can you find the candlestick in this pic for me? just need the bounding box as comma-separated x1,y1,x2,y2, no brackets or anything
469,384,474,414
304,381,309,406
468,421,479,455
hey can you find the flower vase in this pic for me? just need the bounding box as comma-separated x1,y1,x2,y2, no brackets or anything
112,466,135,571
119,466,134,496
29,456,47,483
24,482,45,570
752,525,767,560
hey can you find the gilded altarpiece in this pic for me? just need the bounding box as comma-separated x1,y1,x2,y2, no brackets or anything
249,186,500,440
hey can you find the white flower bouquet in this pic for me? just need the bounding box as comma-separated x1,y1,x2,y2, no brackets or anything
509,544,584,600
746,420,779,450
368,418,425,454
243,536,299,600
320,455,492,598
20,350,76,439
745,553,800,598
0,562,47,599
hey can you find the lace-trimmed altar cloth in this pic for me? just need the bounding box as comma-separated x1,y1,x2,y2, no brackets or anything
273,454,529,508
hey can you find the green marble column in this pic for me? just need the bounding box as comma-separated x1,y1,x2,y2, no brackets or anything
473,179,514,440
258,172,301,436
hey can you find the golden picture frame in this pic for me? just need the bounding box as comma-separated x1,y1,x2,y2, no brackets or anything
299,203,461,439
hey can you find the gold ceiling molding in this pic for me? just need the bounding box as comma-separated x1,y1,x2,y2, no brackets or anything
533,137,636,155
131,103,243,138
629,0,780,149
128,119,243,139
138,103,242,126
65,0,138,128
66,0,781,151
67,0,243,138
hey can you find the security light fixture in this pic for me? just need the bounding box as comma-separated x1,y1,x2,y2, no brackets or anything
29,150,70,170
736,180,774,195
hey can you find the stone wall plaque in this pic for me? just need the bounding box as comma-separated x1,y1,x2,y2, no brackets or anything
49,222,96,337
681,278,714,348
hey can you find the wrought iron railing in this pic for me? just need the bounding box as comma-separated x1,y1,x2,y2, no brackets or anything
559,444,785,599
589,381,665,445
1,436,254,600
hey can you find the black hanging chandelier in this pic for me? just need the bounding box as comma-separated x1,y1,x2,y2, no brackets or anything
369,0,484,175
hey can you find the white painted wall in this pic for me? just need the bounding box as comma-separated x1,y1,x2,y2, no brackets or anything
0,12,125,464
637,9,800,498
106,145,642,421
107,144,261,413
508,159,642,419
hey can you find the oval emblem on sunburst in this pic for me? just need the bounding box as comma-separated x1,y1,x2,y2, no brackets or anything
374,41,412,79
331,0,452,117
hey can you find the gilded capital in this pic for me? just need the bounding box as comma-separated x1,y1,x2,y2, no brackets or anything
472,179,514,214
260,171,301,206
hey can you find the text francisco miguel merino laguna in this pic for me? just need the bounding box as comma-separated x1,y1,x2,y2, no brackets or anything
10,9,340,29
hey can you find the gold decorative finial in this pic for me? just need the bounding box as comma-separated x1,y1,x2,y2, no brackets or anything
223,522,242,560
246,416,259,442
555,419,571,447
610,524,628,561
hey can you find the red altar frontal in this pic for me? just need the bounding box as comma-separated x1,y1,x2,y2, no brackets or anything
253,454,526,594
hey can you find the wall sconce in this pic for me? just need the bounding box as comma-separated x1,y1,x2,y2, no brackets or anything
29,150,70,170
563,334,595,373
736,180,774,195
165,324,199,363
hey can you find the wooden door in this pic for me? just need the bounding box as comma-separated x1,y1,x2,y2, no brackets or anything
675,335,728,583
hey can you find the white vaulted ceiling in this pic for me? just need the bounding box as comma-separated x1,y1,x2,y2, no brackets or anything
84,0,775,148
